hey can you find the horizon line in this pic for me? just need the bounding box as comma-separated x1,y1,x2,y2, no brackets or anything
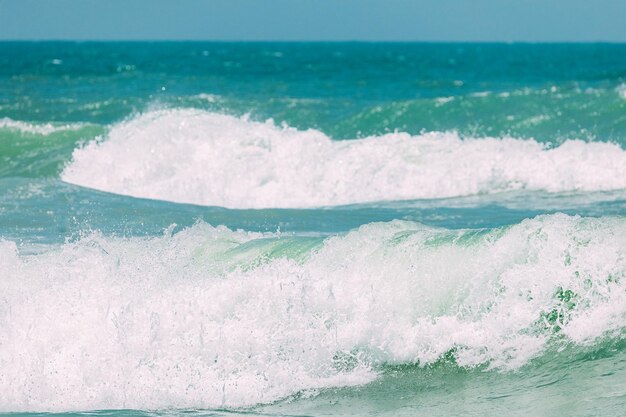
2,39,626,44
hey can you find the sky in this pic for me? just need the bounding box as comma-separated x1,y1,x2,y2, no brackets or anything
1,0,626,42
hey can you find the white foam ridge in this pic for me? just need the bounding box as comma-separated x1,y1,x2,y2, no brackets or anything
0,118,86,135
1,214,624,411
60,109,626,209
617,83,626,100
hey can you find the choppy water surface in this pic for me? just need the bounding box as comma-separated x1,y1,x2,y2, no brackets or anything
1,42,625,416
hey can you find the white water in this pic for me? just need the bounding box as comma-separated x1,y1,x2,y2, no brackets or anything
1,214,625,411
617,83,626,100
0,118,86,135
61,109,626,209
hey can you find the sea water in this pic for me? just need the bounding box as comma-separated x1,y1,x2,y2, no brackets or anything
1,42,625,416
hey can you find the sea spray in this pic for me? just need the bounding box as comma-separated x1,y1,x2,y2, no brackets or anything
62,110,626,208
1,214,624,411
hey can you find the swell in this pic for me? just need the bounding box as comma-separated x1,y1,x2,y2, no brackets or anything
1,214,624,411
333,85,626,141
61,109,626,209
0,119,104,178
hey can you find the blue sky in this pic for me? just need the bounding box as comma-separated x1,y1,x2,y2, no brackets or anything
1,0,625,41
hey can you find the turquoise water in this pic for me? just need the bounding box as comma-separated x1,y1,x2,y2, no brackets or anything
1,42,626,416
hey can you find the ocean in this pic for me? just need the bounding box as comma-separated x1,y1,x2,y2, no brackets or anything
1,42,625,416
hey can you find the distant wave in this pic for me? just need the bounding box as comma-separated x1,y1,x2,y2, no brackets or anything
1,214,624,410
60,109,626,208
0,117,86,135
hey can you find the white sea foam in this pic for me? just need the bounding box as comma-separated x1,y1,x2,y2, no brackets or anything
617,83,626,100
192,93,221,103
0,118,85,135
61,109,626,208
1,214,624,411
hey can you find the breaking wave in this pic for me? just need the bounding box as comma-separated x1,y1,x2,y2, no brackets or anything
61,109,626,208
1,214,624,411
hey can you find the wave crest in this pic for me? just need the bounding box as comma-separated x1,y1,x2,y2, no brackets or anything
1,214,625,410
60,109,626,208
